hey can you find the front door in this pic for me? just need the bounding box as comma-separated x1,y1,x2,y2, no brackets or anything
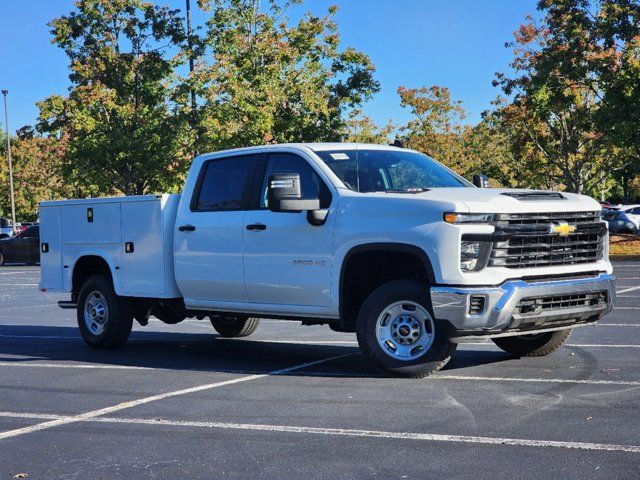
174,154,260,304
243,152,335,307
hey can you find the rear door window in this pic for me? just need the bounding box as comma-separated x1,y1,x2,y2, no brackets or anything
192,155,259,211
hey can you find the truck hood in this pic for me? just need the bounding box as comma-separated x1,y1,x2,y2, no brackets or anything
409,188,601,214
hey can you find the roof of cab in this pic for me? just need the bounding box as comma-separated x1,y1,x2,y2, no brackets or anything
197,142,404,159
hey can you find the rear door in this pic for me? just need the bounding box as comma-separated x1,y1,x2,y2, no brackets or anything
13,226,39,264
243,152,336,307
174,154,260,304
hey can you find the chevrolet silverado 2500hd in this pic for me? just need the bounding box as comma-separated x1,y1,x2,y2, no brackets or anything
39,143,616,377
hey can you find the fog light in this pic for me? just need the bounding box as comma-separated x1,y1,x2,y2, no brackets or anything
461,241,480,271
460,240,490,272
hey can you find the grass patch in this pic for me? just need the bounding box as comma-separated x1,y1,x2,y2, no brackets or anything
610,234,640,257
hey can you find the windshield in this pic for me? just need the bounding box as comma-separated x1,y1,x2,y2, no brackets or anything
313,149,471,192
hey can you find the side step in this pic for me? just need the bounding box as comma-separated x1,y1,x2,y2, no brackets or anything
58,301,77,310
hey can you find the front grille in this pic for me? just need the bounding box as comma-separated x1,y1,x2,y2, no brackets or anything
516,291,608,316
488,211,605,269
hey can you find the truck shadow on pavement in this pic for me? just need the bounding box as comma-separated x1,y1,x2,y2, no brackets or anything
0,325,513,378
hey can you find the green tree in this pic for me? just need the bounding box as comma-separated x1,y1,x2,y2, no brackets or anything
191,0,380,151
594,0,640,202
494,3,616,195
37,0,191,196
344,109,393,144
397,85,472,176
0,130,71,221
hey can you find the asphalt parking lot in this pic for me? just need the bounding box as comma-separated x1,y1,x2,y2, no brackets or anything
0,264,639,479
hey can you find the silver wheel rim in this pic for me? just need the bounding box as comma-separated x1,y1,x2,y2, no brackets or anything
84,290,109,336
375,301,435,361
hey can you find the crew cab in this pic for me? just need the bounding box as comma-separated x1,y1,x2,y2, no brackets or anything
39,143,616,377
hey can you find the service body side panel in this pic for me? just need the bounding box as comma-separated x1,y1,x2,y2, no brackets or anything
39,205,63,291
40,195,180,298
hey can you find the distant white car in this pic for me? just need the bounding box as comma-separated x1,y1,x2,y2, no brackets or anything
618,205,640,231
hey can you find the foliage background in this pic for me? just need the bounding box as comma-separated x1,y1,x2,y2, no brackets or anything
1,0,639,221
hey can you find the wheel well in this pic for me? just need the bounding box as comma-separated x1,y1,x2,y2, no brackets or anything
72,256,113,295
339,246,432,332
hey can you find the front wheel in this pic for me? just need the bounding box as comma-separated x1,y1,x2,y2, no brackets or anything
210,316,260,337
0,251,4,266
356,279,456,378
492,328,572,357
77,275,133,349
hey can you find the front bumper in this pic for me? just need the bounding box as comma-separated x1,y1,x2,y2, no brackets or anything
430,272,616,339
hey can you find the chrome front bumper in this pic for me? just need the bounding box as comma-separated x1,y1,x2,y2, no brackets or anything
430,273,616,338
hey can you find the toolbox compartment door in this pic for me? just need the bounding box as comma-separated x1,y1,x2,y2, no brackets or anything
39,205,63,291
119,200,166,296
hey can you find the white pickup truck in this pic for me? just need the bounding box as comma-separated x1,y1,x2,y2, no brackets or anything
39,143,616,377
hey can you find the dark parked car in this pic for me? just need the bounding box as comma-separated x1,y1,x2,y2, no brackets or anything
0,225,40,265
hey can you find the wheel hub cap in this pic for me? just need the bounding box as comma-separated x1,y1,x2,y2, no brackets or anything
375,301,435,361
84,291,108,336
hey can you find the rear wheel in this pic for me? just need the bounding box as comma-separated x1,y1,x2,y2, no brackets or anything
492,328,572,357
210,316,260,337
0,251,4,266
356,279,456,378
77,275,133,349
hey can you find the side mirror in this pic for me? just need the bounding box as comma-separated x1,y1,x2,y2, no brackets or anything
267,173,320,212
473,174,490,188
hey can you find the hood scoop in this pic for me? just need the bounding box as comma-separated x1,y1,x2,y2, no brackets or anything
501,191,566,201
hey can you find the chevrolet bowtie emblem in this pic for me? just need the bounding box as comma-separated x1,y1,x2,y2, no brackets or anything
549,221,576,237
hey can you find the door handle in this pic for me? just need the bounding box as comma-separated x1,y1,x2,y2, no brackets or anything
178,224,196,232
246,223,267,231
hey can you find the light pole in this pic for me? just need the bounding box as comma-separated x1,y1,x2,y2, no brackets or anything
2,90,16,232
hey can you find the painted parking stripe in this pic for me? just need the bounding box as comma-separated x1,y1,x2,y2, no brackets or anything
617,285,640,294
432,375,640,386
0,353,353,441
598,323,640,327
0,411,638,454
1,361,639,387
1,334,640,349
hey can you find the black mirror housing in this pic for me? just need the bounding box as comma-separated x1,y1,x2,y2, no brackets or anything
267,173,320,212
473,174,490,188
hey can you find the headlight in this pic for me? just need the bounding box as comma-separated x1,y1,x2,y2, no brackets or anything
460,240,491,272
444,212,494,224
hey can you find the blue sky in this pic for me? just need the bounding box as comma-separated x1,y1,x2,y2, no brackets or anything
0,0,539,134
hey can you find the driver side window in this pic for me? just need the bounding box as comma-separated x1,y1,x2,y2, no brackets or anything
260,153,331,209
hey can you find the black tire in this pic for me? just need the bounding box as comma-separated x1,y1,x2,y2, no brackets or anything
77,275,133,349
492,328,572,357
210,316,260,337
356,279,457,378
0,250,4,266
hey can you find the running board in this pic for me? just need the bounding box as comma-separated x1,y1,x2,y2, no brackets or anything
57,301,77,310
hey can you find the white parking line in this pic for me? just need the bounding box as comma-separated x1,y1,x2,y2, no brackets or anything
599,323,640,327
432,375,640,386
0,353,353,441
1,361,639,387
464,342,640,348
0,361,151,371
0,411,637,454
617,286,640,294
0,283,39,286
1,334,640,349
